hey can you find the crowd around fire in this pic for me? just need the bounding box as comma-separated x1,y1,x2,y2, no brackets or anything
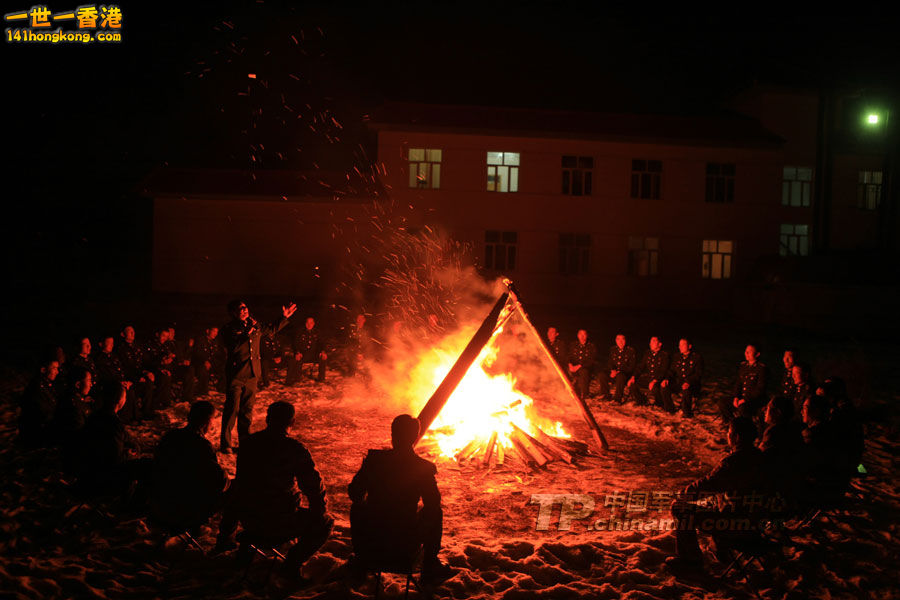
14,297,867,584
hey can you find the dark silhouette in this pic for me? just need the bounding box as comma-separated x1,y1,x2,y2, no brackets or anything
217,401,332,576
348,414,454,583
287,316,327,384
219,300,296,453
719,344,768,424
668,417,768,571
19,353,60,448
150,400,227,532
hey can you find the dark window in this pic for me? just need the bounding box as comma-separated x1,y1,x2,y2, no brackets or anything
630,159,662,199
485,230,518,270
705,163,736,203
562,155,593,196
779,224,810,256
559,233,591,274
627,236,659,276
858,170,883,210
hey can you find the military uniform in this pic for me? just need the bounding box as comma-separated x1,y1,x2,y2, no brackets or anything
70,353,97,383
190,335,223,397
143,339,174,412
116,339,155,420
349,448,443,569
547,336,566,367
634,349,673,411
567,340,597,400
287,327,327,384
220,315,290,451
720,361,768,423
780,368,796,400
791,381,812,423
601,345,637,402
94,349,139,423
219,427,332,570
19,373,58,447
668,350,703,417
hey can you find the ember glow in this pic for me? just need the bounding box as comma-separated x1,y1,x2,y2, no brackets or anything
417,325,570,460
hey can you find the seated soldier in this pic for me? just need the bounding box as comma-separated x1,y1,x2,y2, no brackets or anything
668,417,768,571
628,336,673,412
566,329,597,400
52,366,93,453
348,414,454,584
600,334,636,403
190,326,221,397
800,394,852,509
719,344,767,425
216,401,333,579
77,384,151,498
287,317,328,384
759,396,805,516
151,400,227,532
19,352,60,448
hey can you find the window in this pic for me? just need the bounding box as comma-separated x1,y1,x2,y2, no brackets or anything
779,224,810,256
705,163,736,203
407,148,442,189
562,156,593,196
782,166,812,207
487,152,519,192
631,159,662,199
701,240,734,279
627,236,659,276
559,233,591,274
858,170,883,210
484,230,517,270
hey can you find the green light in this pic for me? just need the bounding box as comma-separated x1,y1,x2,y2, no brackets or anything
867,114,880,125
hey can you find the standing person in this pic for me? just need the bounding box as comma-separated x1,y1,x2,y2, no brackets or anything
545,327,566,367
720,344,768,424
668,338,703,418
567,329,597,401
628,336,673,412
219,300,296,454
287,317,327,385
601,334,636,403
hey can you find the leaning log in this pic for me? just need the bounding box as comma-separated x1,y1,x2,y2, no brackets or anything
503,280,610,452
415,293,510,444
481,432,498,468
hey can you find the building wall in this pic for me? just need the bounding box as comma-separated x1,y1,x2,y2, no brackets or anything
152,196,370,296
378,130,786,308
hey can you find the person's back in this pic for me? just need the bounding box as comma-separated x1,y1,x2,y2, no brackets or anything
19,358,60,447
348,414,452,583
349,447,438,529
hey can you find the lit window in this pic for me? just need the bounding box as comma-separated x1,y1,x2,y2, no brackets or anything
779,224,810,256
628,236,659,276
484,230,517,270
858,170,883,210
407,148,442,189
631,159,662,199
562,156,593,196
782,166,813,207
559,233,591,274
701,239,734,279
705,163,736,203
487,152,519,192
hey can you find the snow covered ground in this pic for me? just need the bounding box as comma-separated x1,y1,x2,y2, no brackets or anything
1,361,899,599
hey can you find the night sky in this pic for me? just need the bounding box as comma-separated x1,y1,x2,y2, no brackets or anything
4,4,898,301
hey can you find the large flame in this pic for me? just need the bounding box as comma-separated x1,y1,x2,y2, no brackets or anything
415,325,569,460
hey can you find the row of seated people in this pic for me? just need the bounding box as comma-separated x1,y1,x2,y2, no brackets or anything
667,384,865,572
18,353,454,589
546,329,836,428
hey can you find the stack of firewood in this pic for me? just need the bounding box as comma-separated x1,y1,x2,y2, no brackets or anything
421,424,591,470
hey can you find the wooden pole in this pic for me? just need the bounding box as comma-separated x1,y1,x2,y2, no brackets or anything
415,293,510,444
504,280,609,452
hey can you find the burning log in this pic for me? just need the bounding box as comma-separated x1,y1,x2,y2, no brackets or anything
455,439,482,463
415,292,510,444
495,442,505,466
503,280,610,452
481,432,498,468
509,428,548,468
533,429,575,464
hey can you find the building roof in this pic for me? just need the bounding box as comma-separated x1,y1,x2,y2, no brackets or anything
368,102,784,148
138,167,385,202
